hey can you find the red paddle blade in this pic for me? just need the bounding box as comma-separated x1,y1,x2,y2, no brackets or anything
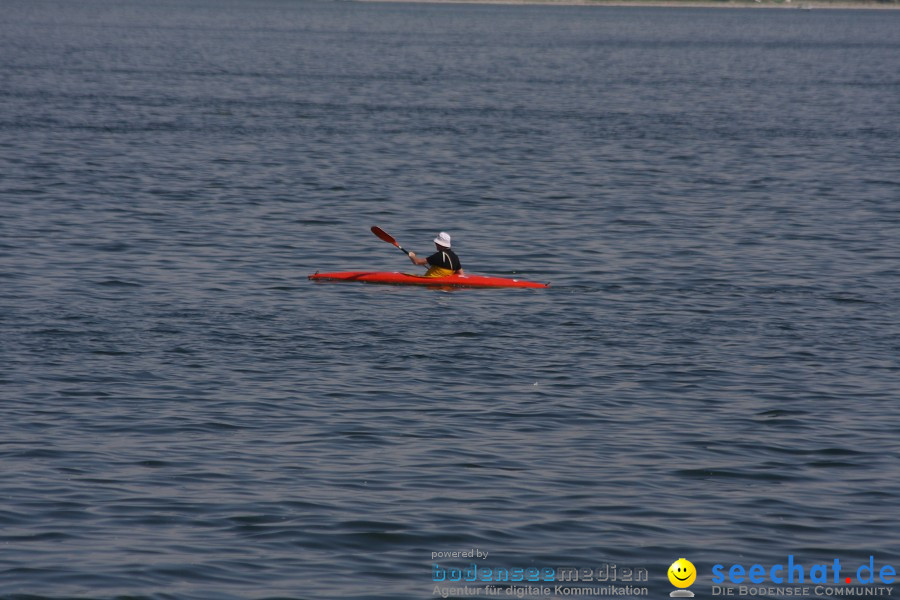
371,226,399,247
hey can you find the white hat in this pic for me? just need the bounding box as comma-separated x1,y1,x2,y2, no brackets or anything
433,232,452,248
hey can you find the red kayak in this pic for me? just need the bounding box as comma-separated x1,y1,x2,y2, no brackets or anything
308,271,548,289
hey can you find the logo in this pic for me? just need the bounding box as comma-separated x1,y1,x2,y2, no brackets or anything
668,558,697,597
709,555,896,597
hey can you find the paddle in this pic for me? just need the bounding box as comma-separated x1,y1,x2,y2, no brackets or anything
371,226,412,256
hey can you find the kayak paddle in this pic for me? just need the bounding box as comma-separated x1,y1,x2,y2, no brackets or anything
371,226,412,256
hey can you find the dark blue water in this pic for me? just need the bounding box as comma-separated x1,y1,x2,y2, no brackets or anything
2,0,899,598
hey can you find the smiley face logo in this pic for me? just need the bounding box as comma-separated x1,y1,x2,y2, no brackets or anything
668,558,697,588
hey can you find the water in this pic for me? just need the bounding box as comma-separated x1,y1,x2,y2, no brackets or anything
1,0,899,598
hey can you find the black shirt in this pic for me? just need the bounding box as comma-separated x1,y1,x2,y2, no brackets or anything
427,248,461,272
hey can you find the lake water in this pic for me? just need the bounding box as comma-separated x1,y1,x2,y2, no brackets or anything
1,0,899,598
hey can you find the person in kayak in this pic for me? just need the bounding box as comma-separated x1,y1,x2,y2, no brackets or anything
408,232,464,277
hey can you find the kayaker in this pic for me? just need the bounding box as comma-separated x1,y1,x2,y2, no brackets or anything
408,232,464,277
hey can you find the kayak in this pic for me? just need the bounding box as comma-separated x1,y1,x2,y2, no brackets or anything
309,271,548,289
308,271,548,289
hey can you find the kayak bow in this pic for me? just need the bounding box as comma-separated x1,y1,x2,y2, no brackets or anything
308,271,548,289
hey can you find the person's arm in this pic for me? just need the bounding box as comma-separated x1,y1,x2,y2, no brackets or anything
408,252,428,266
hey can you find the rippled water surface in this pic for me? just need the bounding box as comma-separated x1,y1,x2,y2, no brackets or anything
2,0,899,598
